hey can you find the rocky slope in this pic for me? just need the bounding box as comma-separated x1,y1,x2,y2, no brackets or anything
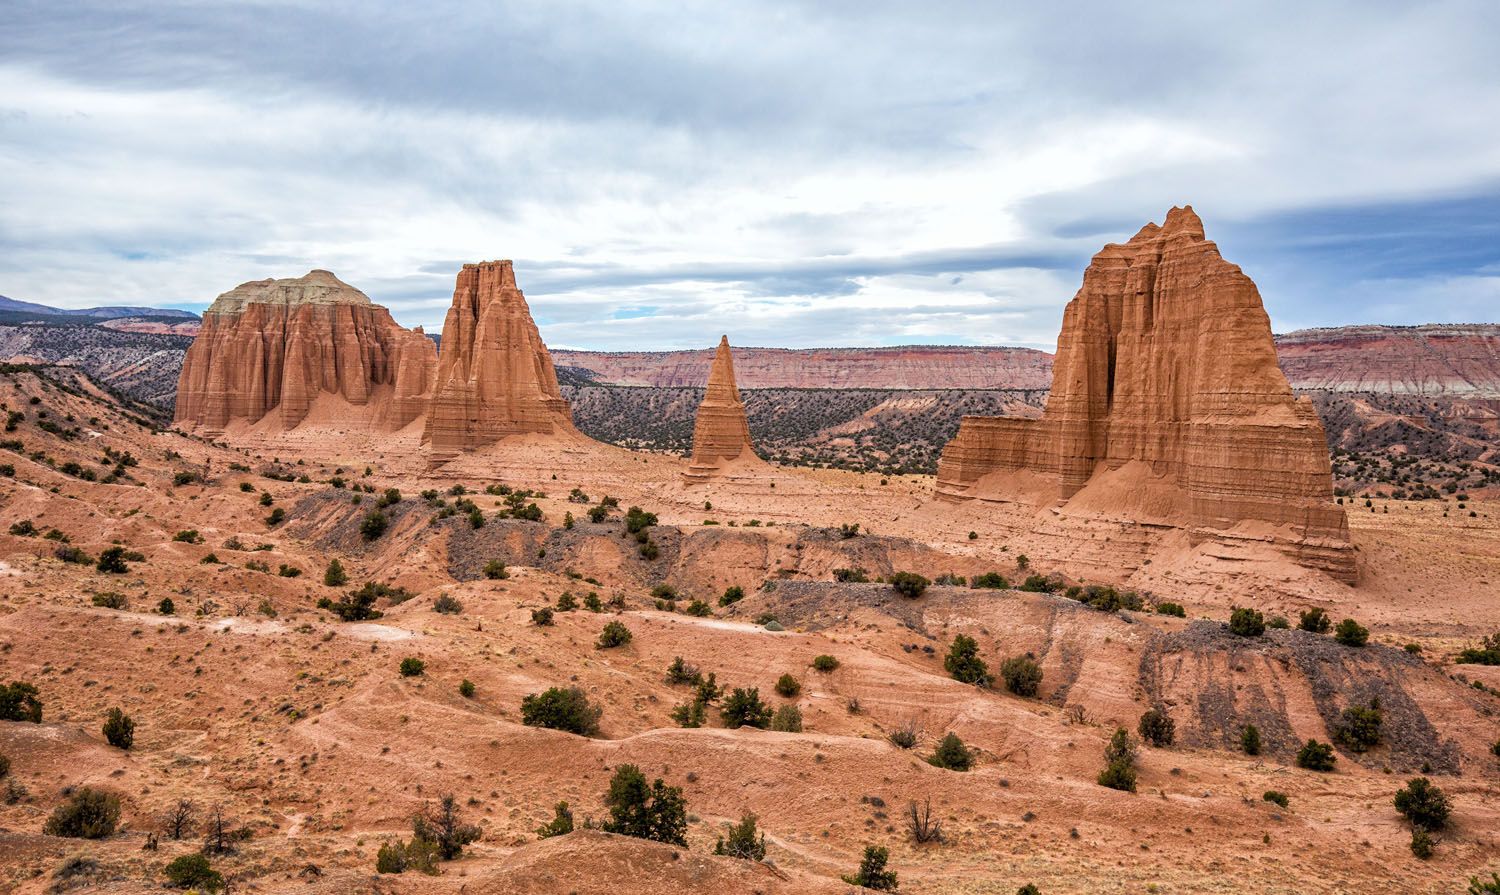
173,270,436,436
937,206,1354,580
1278,324,1500,396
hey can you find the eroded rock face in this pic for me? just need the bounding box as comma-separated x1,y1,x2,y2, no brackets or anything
422,261,574,464
937,207,1355,581
684,336,757,480
173,270,436,435
1276,324,1500,397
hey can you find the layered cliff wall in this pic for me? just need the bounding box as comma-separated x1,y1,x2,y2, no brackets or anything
422,261,575,465
173,270,435,436
937,207,1355,581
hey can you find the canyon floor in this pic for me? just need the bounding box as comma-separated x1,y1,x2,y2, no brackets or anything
2,367,1499,894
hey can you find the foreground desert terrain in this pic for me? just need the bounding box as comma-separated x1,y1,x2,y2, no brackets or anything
2,365,1499,894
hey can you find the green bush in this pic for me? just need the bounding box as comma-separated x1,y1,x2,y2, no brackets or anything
719,585,744,606
531,607,554,626
376,838,438,874
944,634,990,685
665,656,701,685
1018,574,1056,593
842,844,898,891
1456,633,1500,665
433,595,463,615
1137,707,1175,747
157,597,175,615
318,581,396,621
684,599,712,617
720,687,773,729
597,620,632,649
265,507,285,526
770,705,803,732
970,572,1008,589
1000,655,1042,697
1334,618,1369,647
1241,724,1262,756
1394,777,1451,831
43,787,120,838
812,654,840,672
0,681,42,722
458,679,475,698
1155,602,1187,618
928,732,974,771
714,812,767,860
91,592,127,609
1295,739,1337,771
1262,790,1289,808
399,657,425,677
556,592,578,611
1469,873,1500,894
520,687,601,736
1228,606,1265,637
1097,727,1137,792
833,567,869,583
774,673,801,698
1299,607,1332,633
323,558,348,586
102,707,134,749
601,764,687,846
360,510,388,540
1333,702,1382,753
164,853,223,891
413,794,482,860
536,801,574,839
890,571,929,598
1410,827,1434,859
95,546,129,574
172,529,202,544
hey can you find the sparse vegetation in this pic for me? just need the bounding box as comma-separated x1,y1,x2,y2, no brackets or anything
715,812,767,859
1241,724,1262,756
520,687,601,736
413,794,482,860
774,673,801,697
600,764,687,846
596,620,633,648
890,571,929,598
44,787,120,838
323,558,348,586
1334,618,1370,647
843,844,898,891
1263,790,1289,808
719,585,744,606
1097,727,1138,792
164,854,224,892
720,687,773,729
1000,654,1042,697
536,801,574,838
770,704,803,732
944,634,991,686
1333,701,1383,753
102,707,134,749
1296,739,1337,771
1299,607,1332,633
360,509,388,540
812,654,840,672
1137,708,1175,747
95,546,129,574
1228,606,1266,637
399,657,425,677
928,732,974,771
1394,777,1450,831
0,681,42,722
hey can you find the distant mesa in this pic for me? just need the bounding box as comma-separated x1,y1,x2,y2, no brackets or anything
422,260,577,466
937,206,1356,582
173,269,436,436
683,335,766,482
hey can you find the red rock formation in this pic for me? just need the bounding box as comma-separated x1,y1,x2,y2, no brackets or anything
552,345,1053,390
423,261,574,464
1276,324,1500,397
937,207,1354,581
173,270,435,436
684,336,761,481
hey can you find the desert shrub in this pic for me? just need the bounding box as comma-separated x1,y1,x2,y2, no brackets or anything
433,595,463,615
1334,618,1369,647
556,592,578,611
95,546,129,574
8,519,36,536
376,488,402,509
458,679,475,698
719,585,744,606
601,764,687,846
1228,606,1265,637
1137,708,1175,747
587,504,608,523
317,582,389,621
638,539,660,560
665,656,701,686
399,658,425,677
843,844,898,891
812,654,840,672
413,794,482,860
1077,585,1143,613
0,681,42,722
1299,607,1332,633
102,708,134,749
55,545,93,565
536,801,574,839
531,607,554,626
1000,655,1043,697
890,571,929,598
265,507,285,526
157,597,175,615
1456,632,1500,665
770,705,803,732
164,853,223,891
375,838,437,874
323,559,347,586
1155,601,1187,618
1410,827,1434,859
360,510,388,540
1295,739,1337,771
944,634,990,686
172,529,202,544
715,812,767,860
1394,777,1451,831
1097,727,1137,792
888,719,921,749
44,788,120,838
592,620,632,649
91,592,127,610
774,673,801,697
1268,615,1290,630
1470,873,1500,894
970,571,1008,589
1333,701,1383,753
520,687,601,736
1018,574,1056,593
1241,724,1262,756
928,732,974,771
1262,790,1289,808
670,699,706,727
720,687,773,729
763,619,785,631
685,599,712,617
277,564,301,578
833,567,869,583
583,592,603,612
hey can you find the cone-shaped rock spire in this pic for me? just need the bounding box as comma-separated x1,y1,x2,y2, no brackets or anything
684,335,757,480
422,261,574,465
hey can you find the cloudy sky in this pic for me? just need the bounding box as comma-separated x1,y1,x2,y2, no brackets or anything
3,1,1499,350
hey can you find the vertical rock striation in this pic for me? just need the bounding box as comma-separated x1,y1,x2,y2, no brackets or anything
937,207,1354,581
173,270,435,436
422,261,575,465
683,336,759,481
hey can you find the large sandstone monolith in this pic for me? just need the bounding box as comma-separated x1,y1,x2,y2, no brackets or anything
936,206,1355,581
683,336,761,481
422,261,575,465
173,270,436,436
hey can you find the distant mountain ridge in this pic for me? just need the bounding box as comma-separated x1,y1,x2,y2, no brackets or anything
0,293,198,321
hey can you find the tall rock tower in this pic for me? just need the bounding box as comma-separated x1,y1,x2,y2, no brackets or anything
422,261,575,466
936,207,1354,581
683,336,761,481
